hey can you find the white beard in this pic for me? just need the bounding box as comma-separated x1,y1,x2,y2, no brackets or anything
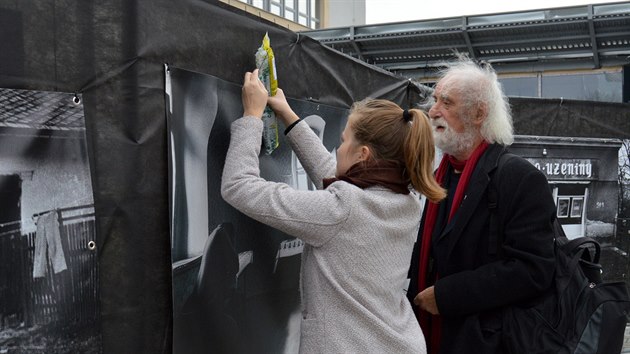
432,118,478,157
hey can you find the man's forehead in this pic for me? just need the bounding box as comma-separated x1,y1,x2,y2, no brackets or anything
435,77,457,98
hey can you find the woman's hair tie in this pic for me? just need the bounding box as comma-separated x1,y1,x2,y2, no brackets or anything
402,109,413,122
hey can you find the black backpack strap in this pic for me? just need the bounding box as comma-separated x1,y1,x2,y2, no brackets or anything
488,151,517,257
552,216,601,264
562,236,601,263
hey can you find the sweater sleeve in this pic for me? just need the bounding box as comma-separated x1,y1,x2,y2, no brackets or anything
221,116,351,247
285,115,337,190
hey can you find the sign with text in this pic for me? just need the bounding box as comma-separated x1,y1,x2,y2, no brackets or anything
525,158,598,180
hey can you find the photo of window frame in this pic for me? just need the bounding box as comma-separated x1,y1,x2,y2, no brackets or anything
571,197,584,218
557,197,570,218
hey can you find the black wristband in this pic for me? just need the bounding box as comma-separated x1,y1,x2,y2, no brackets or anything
284,118,303,135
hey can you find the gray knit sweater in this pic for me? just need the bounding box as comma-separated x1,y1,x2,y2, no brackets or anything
221,116,426,354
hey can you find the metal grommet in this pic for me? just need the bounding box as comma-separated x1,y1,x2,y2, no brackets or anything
87,240,96,251
72,95,81,106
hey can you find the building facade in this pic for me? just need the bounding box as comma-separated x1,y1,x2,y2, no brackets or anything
510,135,623,239
220,0,367,30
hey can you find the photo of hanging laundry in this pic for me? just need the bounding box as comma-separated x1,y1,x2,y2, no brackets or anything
0,88,100,353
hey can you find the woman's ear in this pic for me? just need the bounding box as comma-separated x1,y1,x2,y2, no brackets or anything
358,145,372,162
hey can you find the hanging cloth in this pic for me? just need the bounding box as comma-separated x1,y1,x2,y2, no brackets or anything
32,211,67,278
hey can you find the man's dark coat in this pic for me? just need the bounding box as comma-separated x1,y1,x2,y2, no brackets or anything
408,144,557,354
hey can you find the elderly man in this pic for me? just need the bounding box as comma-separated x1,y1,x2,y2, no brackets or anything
407,57,557,354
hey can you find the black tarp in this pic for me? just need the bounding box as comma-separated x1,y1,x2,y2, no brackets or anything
1,1,629,353
0,1,421,353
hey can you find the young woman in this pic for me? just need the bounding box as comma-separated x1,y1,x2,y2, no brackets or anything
221,69,445,353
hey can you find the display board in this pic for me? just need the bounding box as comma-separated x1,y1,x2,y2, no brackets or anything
0,88,100,353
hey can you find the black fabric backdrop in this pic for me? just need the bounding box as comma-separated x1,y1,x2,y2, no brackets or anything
1,1,629,353
0,1,421,353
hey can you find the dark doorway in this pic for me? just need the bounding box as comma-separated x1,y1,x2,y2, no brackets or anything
0,174,21,230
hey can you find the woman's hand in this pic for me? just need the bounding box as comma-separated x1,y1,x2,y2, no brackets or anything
242,69,269,118
268,88,299,126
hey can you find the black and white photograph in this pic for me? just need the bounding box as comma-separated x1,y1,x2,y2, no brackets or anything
0,88,101,353
165,66,348,354
512,134,625,243
557,197,570,218
571,197,584,219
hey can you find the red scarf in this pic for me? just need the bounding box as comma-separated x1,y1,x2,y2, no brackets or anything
323,160,410,194
417,141,489,354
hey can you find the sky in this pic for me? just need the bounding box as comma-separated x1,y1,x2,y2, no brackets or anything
365,0,628,24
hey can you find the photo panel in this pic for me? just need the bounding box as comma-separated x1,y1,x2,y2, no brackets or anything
0,88,100,353
557,197,570,218
166,66,349,354
571,197,584,219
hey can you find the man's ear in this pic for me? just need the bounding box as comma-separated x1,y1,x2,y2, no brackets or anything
473,103,487,125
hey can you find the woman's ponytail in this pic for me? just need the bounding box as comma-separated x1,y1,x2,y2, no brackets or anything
403,109,446,203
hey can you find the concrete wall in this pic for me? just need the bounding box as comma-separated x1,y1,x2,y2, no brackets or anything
325,0,365,27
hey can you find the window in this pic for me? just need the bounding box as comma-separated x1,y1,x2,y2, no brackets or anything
557,197,570,218
542,72,623,103
570,197,584,218
557,196,585,219
499,70,623,103
284,9,294,21
499,77,538,98
238,0,319,29
270,3,280,15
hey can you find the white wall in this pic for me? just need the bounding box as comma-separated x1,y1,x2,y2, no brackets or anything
327,0,366,27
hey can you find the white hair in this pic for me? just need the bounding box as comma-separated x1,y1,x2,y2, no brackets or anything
437,55,514,145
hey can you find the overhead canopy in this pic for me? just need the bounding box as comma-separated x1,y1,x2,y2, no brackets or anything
301,2,630,77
